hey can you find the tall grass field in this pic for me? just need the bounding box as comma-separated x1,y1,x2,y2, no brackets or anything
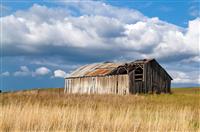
0,88,199,131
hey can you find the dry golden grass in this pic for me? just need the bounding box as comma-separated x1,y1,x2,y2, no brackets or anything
0,88,199,132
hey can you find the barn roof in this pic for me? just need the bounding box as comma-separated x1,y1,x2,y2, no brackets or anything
66,58,172,80
68,62,122,78
132,58,154,64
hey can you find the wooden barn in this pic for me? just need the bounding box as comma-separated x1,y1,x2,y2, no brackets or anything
64,59,172,95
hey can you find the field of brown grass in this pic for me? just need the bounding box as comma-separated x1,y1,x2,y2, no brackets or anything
0,88,199,131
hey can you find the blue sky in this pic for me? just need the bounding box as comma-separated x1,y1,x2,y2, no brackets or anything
108,0,199,27
0,0,199,91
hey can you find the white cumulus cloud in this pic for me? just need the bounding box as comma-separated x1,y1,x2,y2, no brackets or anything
14,66,31,76
54,69,68,78
0,71,10,77
35,67,51,76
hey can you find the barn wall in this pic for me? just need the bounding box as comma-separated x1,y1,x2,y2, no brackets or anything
129,70,145,94
144,61,171,94
65,75,129,95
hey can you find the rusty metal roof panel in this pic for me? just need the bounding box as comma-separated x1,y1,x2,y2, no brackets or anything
97,63,120,69
85,69,111,76
69,62,122,78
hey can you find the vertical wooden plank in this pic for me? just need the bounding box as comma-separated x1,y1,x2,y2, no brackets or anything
118,75,120,95
66,79,69,93
132,71,136,94
128,71,133,94
70,79,72,93
68,79,70,93
143,64,146,93
95,77,97,94
126,75,129,95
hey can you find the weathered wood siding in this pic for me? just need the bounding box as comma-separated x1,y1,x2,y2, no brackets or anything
144,61,171,94
65,75,129,95
128,61,171,94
